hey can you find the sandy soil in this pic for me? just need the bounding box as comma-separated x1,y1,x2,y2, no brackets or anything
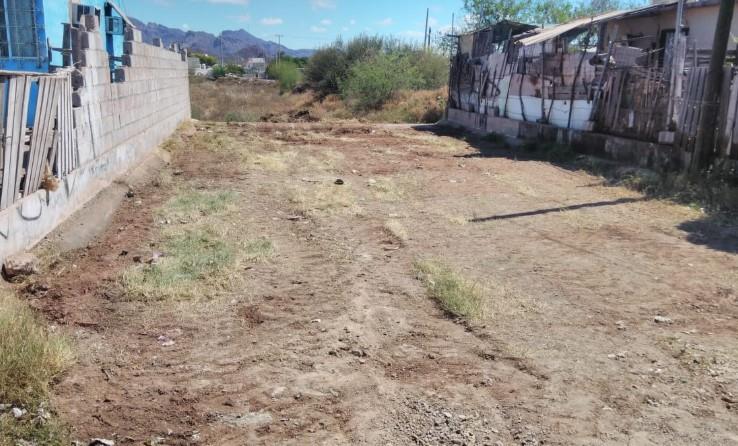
24,121,738,445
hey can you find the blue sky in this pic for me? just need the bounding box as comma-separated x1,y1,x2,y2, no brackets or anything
61,0,466,50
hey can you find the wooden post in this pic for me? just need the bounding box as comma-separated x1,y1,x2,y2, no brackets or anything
691,0,736,172
666,0,687,127
568,28,593,129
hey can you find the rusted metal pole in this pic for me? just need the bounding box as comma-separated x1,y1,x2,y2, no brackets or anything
568,28,593,129
691,0,736,173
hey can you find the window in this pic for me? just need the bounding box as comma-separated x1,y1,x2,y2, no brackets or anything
4,0,40,58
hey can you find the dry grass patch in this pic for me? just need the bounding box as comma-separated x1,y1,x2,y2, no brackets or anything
368,177,415,202
383,220,409,245
245,238,275,262
122,189,272,301
242,150,300,172
161,190,237,222
0,292,72,406
414,260,485,320
122,226,238,301
288,183,359,215
0,291,72,445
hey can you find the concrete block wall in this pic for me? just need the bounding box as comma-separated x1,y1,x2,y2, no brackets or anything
73,16,190,165
0,17,190,262
445,108,683,171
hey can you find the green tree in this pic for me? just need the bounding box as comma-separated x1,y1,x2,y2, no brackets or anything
304,43,349,96
267,60,302,93
211,65,226,78
191,52,217,67
224,64,245,76
340,53,422,110
463,0,529,28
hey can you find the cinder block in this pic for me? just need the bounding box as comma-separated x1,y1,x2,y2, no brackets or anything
125,27,143,42
84,14,99,31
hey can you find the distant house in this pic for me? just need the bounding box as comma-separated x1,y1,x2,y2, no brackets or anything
244,57,267,78
447,0,738,170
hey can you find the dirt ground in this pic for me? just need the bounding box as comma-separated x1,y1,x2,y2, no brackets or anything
24,121,738,445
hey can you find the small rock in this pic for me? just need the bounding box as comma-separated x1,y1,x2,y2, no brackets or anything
3,253,40,279
125,190,135,198
11,407,26,418
310,319,322,323
615,320,626,330
368,179,377,185
334,179,345,185
89,439,115,446
157,335,175,347
654,315,673,324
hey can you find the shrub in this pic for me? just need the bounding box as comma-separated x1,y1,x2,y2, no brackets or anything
410,51,450,89
191,52,217,67
224,64,245,76
267,60,302,93
341,53,422,110
304,44,348,96
211,65,226,79
414,260,485,320
0,291,72,406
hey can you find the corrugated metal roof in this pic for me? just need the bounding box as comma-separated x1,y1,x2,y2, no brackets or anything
517,1,682,46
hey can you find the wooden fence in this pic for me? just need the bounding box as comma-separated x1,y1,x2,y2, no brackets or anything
0,71,77,210
675,66,738,160
594,66,670,142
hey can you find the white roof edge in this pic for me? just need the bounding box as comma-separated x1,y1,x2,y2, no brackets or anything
517,1,683,47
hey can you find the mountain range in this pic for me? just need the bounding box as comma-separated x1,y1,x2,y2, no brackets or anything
129,18,314,61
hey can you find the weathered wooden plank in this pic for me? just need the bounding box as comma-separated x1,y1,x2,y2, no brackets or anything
25,76,63,194
1,77,31,209
24,78,50,195
12,78,32,202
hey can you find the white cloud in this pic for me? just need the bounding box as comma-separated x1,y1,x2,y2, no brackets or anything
261,17,284,26
311,0,336,9
182,23,190,29
320,19,332,25
232,14,251,22
377,17,393,26
310,26,328,33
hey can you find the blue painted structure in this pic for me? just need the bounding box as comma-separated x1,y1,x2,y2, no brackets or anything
0,0,49,73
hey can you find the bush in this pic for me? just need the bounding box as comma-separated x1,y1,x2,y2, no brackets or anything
267,60,302,93
341,53,422,110
224,64,245,76
191,52,217,67
304,44,348,96
211,65,226,79
0,291,72,407
410,51,450,89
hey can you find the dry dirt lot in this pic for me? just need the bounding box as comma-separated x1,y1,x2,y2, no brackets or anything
24,121,738,445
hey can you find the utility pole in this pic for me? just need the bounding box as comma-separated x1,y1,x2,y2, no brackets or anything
276,34,283,65
451,13,455,35
424,8,429,50
219,31,224,65
691,0,736,173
